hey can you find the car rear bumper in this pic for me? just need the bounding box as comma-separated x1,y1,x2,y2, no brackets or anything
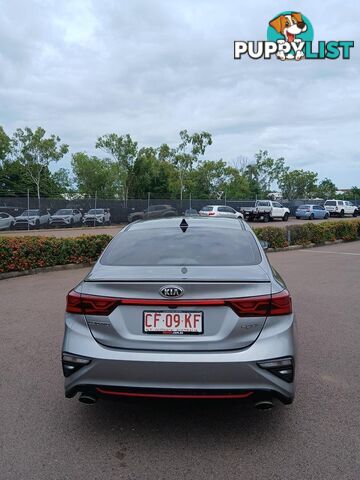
63,312,296,403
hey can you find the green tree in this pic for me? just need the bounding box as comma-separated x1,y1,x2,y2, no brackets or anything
130,147,177,198
316,178,337,199
12,127,69,206
171,130,212,201
243,150,288,197
71,152,119,198
0,126,11,163
278,169,318,200
52,168,74,195
96,133,138,203
188,160,250,199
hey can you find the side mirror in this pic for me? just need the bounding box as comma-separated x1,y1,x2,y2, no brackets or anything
259,240,269,250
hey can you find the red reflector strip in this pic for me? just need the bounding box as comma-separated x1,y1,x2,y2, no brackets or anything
96,388,254,399
66,291,292,316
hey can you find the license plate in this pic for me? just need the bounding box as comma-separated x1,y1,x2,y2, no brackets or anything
143,311,203,335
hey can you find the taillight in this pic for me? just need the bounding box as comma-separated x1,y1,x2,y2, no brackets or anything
66,290,118,315
208,212,215,216
270,290,292,315
228,296,270,317
66,290,292,317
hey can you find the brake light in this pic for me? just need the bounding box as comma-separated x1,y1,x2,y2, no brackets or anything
208,212,216,216
66,290,292,317
66,290,118,315
270,290,292,315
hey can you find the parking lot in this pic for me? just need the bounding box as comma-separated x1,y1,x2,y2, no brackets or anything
0,215,357,238
1,241,359,480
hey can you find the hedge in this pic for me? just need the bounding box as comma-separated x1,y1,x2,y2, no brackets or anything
254,219,360,249
0,234,112,274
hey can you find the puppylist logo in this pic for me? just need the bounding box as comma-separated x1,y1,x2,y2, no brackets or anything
234,11,354,61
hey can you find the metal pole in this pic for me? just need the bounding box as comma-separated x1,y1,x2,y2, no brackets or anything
94,192,97,227
224,193,227,206
147,192,150,211
27,189,30,231
189,193,192,210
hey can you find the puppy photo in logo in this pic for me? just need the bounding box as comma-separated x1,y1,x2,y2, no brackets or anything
269,12,308,61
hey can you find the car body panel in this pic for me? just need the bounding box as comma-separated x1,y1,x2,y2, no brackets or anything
14,209,50,228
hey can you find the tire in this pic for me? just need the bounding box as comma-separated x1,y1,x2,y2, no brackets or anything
339,210,345,218
282,213,289,222
69,219,74,228
309,213,314,220
9,222,14,230
296,216,300,220
353,210,358,217
325,213,329,219
263,214,270,223
35,220,40,229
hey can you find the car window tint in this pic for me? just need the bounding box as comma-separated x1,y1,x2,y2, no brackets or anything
101,228,262,266
201,206,213,212
218,207,227,212
325,201,336,206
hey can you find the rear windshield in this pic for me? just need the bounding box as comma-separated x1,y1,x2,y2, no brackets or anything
201,206,214,212
324,201,336,206
55,209,73,215
87,209,104,214
298,205,310,209
101,228,262,266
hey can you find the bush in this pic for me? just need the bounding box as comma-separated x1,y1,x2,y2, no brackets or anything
254,219,360,249
0,234,112,273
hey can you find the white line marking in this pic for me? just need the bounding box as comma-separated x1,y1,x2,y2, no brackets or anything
301,250,360,256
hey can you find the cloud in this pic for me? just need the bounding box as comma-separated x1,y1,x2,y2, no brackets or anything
0,0,359,187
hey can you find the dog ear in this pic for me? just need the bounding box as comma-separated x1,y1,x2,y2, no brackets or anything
269,15,285,34
292,12,303,23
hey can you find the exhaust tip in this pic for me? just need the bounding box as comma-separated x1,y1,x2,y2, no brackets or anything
79,393,97,405
254,399,274,410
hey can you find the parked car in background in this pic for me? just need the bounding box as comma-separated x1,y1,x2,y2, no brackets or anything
14,209,50,229
83,208,111,225
184,208,199,216
62,217,295,408
0,212,15,230
49,209,82,227
128,205,177,222
324,200,358,217
199,205,244,219
295,205,329,220
242,200,290,222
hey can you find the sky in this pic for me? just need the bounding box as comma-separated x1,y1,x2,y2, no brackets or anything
0,0,359,188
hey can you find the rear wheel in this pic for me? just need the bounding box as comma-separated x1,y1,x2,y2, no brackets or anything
263,214,270,223
309,213,314,220
353,210,358,217
35,220,40,229
296,216,300,220
339,210,345,218
325,213,329,219
282,213,289,222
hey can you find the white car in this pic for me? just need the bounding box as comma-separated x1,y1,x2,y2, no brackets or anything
14,209,51,229
83,208,111,225
49,209,82,227
199,205,244,219
324,200,358,217
0,212,15,230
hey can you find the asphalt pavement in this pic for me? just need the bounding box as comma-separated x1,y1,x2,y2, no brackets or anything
0,242,359,479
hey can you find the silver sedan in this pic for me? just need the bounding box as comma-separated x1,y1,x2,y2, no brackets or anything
62,217,296,409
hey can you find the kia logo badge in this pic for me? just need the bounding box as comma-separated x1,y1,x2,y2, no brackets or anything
159,285,184,298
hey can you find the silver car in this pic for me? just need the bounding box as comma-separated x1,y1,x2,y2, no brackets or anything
62,217,295,409
0,212,15,230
